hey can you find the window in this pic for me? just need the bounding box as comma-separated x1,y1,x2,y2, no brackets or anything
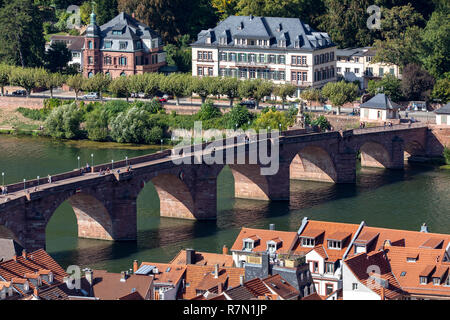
420,276,428,285
433,277,440,285
103,56,111,65
243,240,253,250
325,262,334,274
119,42,127,50
355,57,359,62
352,283,358,290
279,71,285,80
326,284,334,295
337,67,341,73
354,68,360,74
112,30,123,35
268,55,275,63
390,68,395,75
379,67,384,76
366,56,373,62
267,242,277,253
279,55,285,64
88,72,93,78
328,240,341,249
119,57,127,66
407,257,417,263
88,56,93,64
445,276,450,286
198,67,203,76
136,41,142,49
88,41,93,49
208,67,213,76
249,69,256,79
310,261,319,273
208,52,212,61
345,68,350,73
104,41,112,49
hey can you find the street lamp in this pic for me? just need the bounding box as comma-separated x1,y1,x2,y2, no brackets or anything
279,123,282,132
125,156,128,167
161,139,163,152
1,172,4,187
77,156,80,170
111,160,114,170
37,176,39,187
23,179,26,191
91,154,94,168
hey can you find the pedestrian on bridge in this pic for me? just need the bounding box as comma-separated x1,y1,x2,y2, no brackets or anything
48,175,52,184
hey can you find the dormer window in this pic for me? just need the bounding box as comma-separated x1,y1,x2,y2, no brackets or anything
243,240,253,251
445,276,450,286
407,256,418,263
433,277,441,285
206,37,211,44
301,237,315,247
278,40,286,47
420,276,428,285
119,41,127,50
328,240,342,250
104,41,112,49
136,41,142,49
220,37,227,45
267,242,276,253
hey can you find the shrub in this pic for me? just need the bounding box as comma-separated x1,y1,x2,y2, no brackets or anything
311,115,331,132
17,107,47,121
85,108,109,141
110,107,155,144
196,100,222,121
44,103,83,139
225,104,252,129
444,147,450,165
103,100,130,120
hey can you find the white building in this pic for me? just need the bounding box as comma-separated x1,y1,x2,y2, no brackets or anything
435,103,450,125
336,47,401,90
191,15,337,99
360,93,400,122
49,35,84,71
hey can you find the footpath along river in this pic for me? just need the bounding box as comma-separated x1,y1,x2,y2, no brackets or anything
0,134,449,272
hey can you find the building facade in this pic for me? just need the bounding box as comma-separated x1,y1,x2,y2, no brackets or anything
192,15,337,98
435,103,450,125
83,11,166,78
336,47,401,90
49,35,84,71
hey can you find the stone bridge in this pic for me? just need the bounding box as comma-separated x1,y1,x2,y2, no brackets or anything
0,124,444,250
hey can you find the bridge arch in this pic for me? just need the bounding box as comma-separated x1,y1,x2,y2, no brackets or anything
227,164,271,200
289,146,337,183
404,140,426,158
45,191,114,241
359,141,392,168
147,173,196,219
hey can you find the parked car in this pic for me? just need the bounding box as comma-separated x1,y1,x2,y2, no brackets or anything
239,100,256,108
131,92,149,99
162,94,173,100
11,90,27,96
158,97,167,103
82,92,99,100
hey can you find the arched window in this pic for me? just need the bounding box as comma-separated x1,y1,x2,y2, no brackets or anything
105,72,111,78
88,72,93,78
88,41,93,49
120,72,126,77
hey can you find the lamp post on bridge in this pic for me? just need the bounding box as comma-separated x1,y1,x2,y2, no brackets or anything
2,172,4,187
37,176,39,187
77,156,80,170
160,139,163,152
91,154,94,168
23,179,26,191
112,160,114,170
125,156,128,167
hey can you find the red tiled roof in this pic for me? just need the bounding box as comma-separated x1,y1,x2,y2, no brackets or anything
262,274,300,300
244,278,271,297
170,250,234,267
301,229,325,239
231,228,298,254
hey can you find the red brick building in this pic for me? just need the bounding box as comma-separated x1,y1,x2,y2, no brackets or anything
83,11,166,78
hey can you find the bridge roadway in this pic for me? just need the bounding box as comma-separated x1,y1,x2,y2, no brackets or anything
0,123,440,250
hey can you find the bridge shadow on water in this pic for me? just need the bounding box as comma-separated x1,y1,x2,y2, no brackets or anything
48,162,436,270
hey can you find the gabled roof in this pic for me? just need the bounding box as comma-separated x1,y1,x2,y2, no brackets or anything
360,94,401,110
344,251,404,299
90,270,153,300
435,103,450,115
137,262,185,286
50,35,84,51
0,238,23,262
243,277,271,297
193,15,334,50
225,285,257,300
170,250,234,267
231,227,298,254
262,274,300,300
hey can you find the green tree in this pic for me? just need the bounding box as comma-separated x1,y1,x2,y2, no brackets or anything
44,102,83,139
321,81,359,115
253,80,273,109
160,73,191,105
83,73,111,100
44,42,72,73
219,77,240,107
43,72,66,99
109,76,131,101
66,74,85,101
431,75,450,104
196,100,222,121
9,67,45,97
0,64,12,96
110,106,158,144
380,4,424,40
367,74,402,102
211,0,238,19
191,76,212,103
420,9,450,79
85,107,110,141
401,63,435,101
273,83,296,107
0,0,45,67
253,109,294,131
300,88,324,111
226,103,252,128
142,73,163,98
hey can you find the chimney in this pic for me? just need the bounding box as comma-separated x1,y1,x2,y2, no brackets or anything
420,223,428,233
186,248,196,265
261,253,270,278
269,224,275,231
380,286,385,300
85,269,93,287
214,264,219,279
22,249,27,259
12,255,17,262
218,282,223,294
239,275,244,286
249,14,254,21
33,287,39,297
120,271,127,282
222,245,229,255
133,260,138,273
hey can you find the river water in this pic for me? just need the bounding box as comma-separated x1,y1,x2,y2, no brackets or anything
0,134,449,272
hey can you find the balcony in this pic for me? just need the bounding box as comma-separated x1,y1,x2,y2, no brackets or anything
235,60,270,68
291,81,313,87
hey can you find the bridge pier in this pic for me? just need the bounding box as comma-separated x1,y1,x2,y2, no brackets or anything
389,137,405,170
335,152,357,183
